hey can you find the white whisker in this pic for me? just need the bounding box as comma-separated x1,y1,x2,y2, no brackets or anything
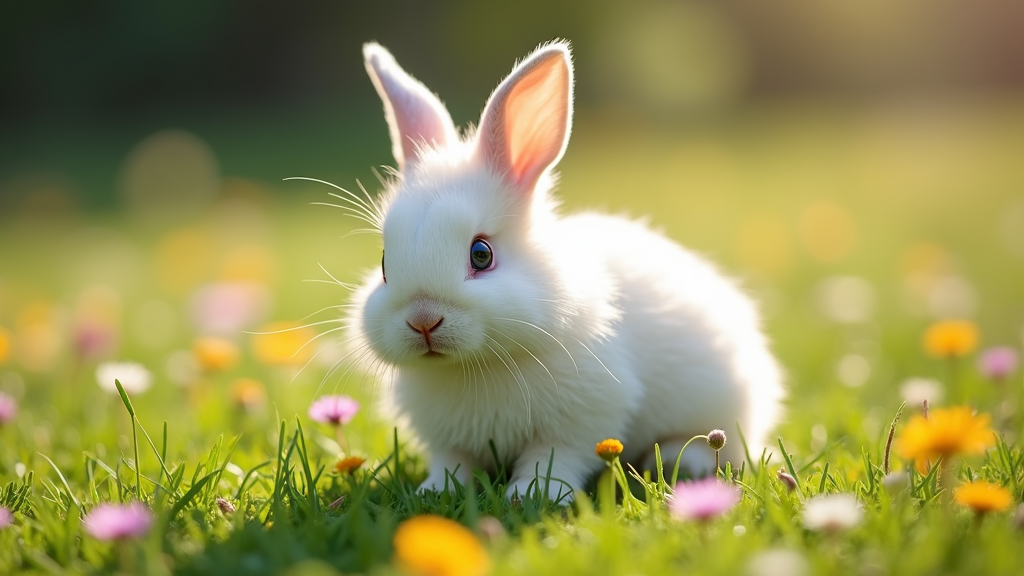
492,327,559,402
493,317,579,376
244,318,349,335
484,336,531,427
285,176,383,229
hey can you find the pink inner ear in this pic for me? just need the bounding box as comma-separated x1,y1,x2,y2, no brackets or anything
504,61,570,186
477,46,572,193
364,44,456,170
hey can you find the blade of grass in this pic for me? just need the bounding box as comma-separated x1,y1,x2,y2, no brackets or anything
38,453,80,509
777,438,801,491
114,379,143,498
168,471,219,519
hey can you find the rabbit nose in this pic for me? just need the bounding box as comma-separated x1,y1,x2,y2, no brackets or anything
407,316,443,335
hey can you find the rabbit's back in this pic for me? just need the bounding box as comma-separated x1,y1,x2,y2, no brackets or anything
557,213,784,464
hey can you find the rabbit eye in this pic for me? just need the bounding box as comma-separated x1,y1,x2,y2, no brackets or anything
381,251,386,283
470,238,493,271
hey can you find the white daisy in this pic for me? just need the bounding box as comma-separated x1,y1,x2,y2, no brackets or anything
96,361,152,395
746,548,809,576
802,493,863,532
899,377,943,408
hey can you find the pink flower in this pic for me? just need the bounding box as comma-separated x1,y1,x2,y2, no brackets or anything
188,282,269,336
73,320,117,360
0,392,16,424
308,395,360,426
83,502,154,540
669,478,740,521
0,506,13,528
978,346,1019,381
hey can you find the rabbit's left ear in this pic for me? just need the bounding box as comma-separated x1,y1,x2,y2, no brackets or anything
476,42,573,194
364,43,457,171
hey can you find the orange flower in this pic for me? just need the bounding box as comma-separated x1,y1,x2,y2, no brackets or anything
897,406,995,466
595,438,624,462
251,322,315,366
229,378,266,410
0,326,12,365
393,515,490,576
335,456,366,475
954,481,1013,514
193,337,240,372
923,320,978,358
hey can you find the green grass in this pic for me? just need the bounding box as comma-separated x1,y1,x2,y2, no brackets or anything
2,97,1024,575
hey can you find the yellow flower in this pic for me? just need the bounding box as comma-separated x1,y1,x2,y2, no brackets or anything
251,322,315,366
923,320,978,358
393,515,490,576
335,456,366,475
229,378,266,410
595,438,624,462
0,326,12,365
156,228,214,295
220,244,277,284
193,337,240,372
897,406,995,465
954,481,1013,513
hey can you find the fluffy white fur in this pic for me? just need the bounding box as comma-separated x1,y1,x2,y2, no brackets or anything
351,41,784,500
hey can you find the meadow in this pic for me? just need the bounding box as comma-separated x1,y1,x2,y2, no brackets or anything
2,95,1024,575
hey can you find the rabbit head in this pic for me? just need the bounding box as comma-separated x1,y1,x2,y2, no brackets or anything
354,41,617,369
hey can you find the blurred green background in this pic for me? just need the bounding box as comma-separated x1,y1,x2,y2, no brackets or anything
2,0,1024,455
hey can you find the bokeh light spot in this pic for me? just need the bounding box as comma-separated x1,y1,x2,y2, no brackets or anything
799,202,858,263
734,212,792,277
815,276,875,324
120,130,220,219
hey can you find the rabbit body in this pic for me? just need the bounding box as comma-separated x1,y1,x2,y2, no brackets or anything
352,41,783,499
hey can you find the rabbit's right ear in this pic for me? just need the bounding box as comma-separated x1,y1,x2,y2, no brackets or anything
364,43,457,171
476,42,573,195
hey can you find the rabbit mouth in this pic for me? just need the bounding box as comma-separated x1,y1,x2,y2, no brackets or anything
423,350,445,358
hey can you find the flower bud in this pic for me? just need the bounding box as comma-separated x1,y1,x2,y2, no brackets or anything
707,429,727,451
777,469,798,492
215,498,236,514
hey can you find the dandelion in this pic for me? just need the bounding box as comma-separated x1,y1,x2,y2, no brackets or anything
978,346,1018,381
83,502,154,541
0,506,13,528
670,478,740,521
0,392,17,425
96,361,152,395
308,395,360,426
802,493,863,533
192,337,240,372
251,321,316,366
954,481,1013,514
897,406,995,464
392,515,490,576
335,456,366,475
923,320,978,358
595,438,624,462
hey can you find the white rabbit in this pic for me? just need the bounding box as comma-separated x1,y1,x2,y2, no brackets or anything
349,40,784,500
